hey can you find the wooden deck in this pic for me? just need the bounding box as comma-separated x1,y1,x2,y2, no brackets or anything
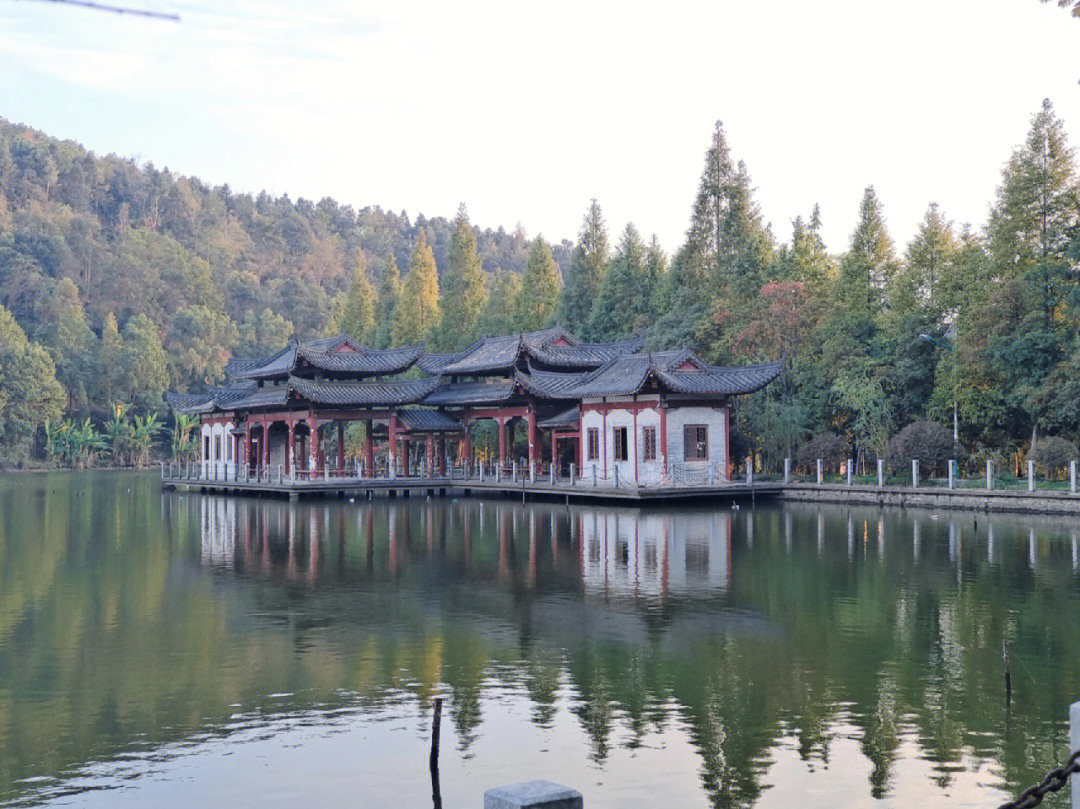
160,470,780,504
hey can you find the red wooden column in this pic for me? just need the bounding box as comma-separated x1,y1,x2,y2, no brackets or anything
263,418,271,467
425,433,434,476
387,412,398,474
659,402,669,475
243,423,251,468
724,405,731,481
307,414,319,473
550,430,557,469
336,421,345,474
527,407,538,468
497,418,507,468
576,407,584,470
287,417,295,474
364,419,375,477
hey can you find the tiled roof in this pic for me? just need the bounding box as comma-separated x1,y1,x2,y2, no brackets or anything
657,361,783,396
164,391,217,414
416,347,471,374
524,336,644,369
440,326,581,375
564,351,782,398
537,406,580,428
397,409,463,432
290,375,443,406
225,344,297,379
226,336,422,379
513,369,590,400
295,343,424,375
422,380,515,406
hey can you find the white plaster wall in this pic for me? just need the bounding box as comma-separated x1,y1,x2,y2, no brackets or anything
203,420,235,479
581,409,605,482
666,405,728,483
580,403,663,485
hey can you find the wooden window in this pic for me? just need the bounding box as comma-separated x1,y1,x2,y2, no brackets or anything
214,435,221,462
587,428,599,461
684,425,708,461
204,435,210,462
613,427,628,462
642,426,657,461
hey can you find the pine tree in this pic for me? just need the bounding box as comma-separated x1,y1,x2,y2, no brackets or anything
340,254,377,343
98,312,123,405
557,200,609,332
836,186,899,317
475,270,523,338
431,204,487,350
393,230,441,344
586,224,650,340
514,237,561,331
374,256,403,349
902,203,957,319
987,98,1078,323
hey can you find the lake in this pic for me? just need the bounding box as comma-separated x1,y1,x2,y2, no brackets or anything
1,471,1078,809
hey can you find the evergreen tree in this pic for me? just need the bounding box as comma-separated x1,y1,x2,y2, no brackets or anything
393,230,441,344
167,305,239,389
374,256,403,349
987,98,1078,323
836,186,899,317
0,303,65,457
896,203,958,324
236,308,294,356
475,270,523,338
514,237,561,331
34,277,97,413
557,200,609,332
98,312,123,405
339,254,377,343
119,313,169,410
586,224,650,340
431,204,487,350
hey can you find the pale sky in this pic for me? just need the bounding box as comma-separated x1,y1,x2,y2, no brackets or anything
1,0,1078,256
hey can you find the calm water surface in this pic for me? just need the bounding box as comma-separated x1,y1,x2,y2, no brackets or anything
2,471,1080,809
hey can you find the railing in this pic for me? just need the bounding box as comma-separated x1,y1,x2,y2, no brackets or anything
161,457,762,491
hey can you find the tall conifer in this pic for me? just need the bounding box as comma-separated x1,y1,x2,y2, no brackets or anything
374,257,403,349
393,230,441,344
557,200,609,332
431,204,487,350
340,254,377,344
513,237,561,331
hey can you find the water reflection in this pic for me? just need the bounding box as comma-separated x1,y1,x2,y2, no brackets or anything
2,473,1080,809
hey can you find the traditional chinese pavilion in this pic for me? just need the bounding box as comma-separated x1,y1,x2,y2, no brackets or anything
166,327,781,487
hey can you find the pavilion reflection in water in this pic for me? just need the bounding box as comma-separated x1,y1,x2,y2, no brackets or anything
194,495,734,598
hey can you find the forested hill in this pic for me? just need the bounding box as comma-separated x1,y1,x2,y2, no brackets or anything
2,101,1080,475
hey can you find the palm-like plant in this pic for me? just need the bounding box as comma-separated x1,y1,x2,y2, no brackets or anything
131,412,163,468
104,402,135,466
171,414,200,462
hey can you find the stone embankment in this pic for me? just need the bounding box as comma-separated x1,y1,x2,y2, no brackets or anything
778,482,1080,515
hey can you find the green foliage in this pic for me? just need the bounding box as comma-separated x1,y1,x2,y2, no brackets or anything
514,237,561,331
0,303,65,459
431,205,487,350
393,231,441,344
884,420,952,473
557,200,608,333
235,307,293,357
338,256,377,344
43,417,106,468
167,304,239,390
475,270,523,337
373,256,402,349
170,413,200,462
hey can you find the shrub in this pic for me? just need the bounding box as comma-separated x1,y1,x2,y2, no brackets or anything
796,433,849,471
885,420,952,474
1028,436,1078,477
